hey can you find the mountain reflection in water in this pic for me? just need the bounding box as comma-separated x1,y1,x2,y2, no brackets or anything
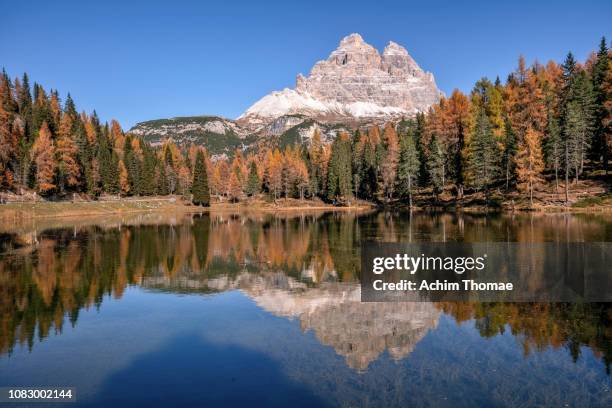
0,211,610,376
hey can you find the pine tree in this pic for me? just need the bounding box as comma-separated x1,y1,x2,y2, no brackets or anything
191,150,210,206
158,160,169,195
380,123,399,202
560,52,578,203
351,130,364,198
414,113,428,186
140,144,157,195
426,134,445,200
516,127,544,207
397,133,420,208
326,132,352,203
308,130,323,196
591,37,609,170
123,135,140,195
501,117,517,191
246,161,261,196
467,111,500,201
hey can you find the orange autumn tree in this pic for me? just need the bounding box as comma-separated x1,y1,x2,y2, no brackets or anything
228,169,242,202
31,122,57,194
516,127,545,206
118,159,129,195
56,112,80,191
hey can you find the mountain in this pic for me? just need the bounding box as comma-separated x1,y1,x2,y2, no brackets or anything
237,33,443,129
129,114,344,156
129,33,442,154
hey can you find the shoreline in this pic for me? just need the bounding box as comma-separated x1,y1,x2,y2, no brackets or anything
0,195,610,222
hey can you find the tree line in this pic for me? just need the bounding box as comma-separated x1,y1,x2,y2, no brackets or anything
0,38,610,207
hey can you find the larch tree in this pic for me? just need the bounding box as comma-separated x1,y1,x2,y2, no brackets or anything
544,110,562,192
118,159,129,196
228,170,242,202
31,121,57,194
56,112,80,192
0,96,17,189
294,158,310,200
516,127,545,207
266,149,283,200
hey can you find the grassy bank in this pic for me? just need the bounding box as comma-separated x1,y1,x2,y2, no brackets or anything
0,196,374,221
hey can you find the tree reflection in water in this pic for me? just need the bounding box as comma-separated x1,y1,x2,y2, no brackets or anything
0,211,610,373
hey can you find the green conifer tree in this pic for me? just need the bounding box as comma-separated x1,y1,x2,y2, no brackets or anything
397,133,420,208
426,134,445,200
467,111,500,200
191,150,210,206
246,161,261,196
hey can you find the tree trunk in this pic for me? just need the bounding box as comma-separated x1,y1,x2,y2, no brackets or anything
554,160,559,194
565,145,569,204
408,176,412,209
505,163,510,191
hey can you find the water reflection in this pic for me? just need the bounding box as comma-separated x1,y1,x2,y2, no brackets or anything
0,211,610,374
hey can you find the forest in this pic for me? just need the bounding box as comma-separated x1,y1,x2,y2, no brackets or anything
0,38,610,208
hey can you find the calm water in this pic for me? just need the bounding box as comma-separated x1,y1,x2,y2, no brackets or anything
0,211,610,407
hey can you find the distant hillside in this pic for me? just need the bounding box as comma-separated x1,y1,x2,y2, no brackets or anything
129,116,258,156
129,114,347,156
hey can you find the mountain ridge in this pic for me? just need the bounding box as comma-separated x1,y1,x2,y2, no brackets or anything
129,33,442,154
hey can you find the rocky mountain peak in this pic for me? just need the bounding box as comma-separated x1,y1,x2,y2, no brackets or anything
238,33,443,129
383,41,408,56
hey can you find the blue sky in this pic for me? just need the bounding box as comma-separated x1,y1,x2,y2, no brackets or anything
2,0,611,128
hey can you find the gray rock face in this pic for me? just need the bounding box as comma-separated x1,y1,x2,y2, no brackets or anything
239,33,442,128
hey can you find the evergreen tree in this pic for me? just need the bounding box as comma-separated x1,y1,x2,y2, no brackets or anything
560,52,578,202
307,130,323,196
140,144,157,195
191,150,210,206
397,133,420,208
246,161,261,196
360,138,377,199
591,37,609,170
501,117,517,191
380,123,400,202
467,111,500,200
158,160,169,195
326,133,352,203
123,135,140,195
426,134,445,200
414,113,428,186
351,130,364,198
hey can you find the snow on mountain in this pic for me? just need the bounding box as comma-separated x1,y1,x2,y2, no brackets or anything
238,33,442,128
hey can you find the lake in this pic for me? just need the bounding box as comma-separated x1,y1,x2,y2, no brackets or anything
0,211,610,407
